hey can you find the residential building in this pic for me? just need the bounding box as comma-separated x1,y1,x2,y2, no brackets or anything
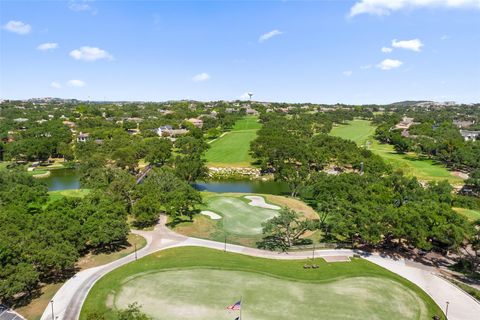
186,118,203,128
77,132,90,143
460,130,480,141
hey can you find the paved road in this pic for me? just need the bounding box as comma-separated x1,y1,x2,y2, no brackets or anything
41,215,480,320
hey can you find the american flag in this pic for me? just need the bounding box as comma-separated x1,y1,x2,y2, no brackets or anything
227,300,241,311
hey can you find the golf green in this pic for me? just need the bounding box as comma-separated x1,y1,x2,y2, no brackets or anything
204,196,279,235
330,119,464,185
173,194,319,247
81,247,443,320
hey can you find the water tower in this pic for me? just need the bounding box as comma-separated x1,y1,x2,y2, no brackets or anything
248,92,253,100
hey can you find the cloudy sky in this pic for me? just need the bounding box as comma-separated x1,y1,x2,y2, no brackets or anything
1,0,479,104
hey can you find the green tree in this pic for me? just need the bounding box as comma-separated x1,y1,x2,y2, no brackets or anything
258,208,317,251
144,138,172,166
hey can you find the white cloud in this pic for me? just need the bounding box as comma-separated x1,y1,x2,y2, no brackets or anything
259,30,283,43
392,38,424,51
50,81,62,89
2,20,31,35
37,42,58,51
377,59,403,70
67,79,86,87
192,73,210,82
70,46,113,61
440,34,451,40
349,0,480,17
381,46,393,53
69,0,96,13
342,70,353,77
360,64,372,69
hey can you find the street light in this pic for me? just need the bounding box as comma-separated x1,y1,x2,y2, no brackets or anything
445,301,450,319
50,300,54,320
134,243,137,260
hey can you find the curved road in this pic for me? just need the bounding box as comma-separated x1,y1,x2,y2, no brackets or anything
41,215,480,320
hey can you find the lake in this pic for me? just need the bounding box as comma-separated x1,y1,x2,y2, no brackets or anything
42,169,289,195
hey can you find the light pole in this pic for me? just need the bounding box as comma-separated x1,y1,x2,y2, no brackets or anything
224,234,227,252
445,301,450,319
50,300,54,320
134,243,137,260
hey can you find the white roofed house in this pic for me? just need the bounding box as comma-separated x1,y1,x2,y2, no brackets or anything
156,125,173,136
460,130,480,141
76,132,90,143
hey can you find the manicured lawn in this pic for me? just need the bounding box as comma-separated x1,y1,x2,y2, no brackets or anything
330,120,464,186
80,247,443,320
174,193,318,247
48,189,91,202
15,233,146,320
453,207,480,221
205,116,261,167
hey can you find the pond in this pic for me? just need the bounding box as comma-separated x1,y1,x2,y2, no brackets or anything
41,168,289,195
193,180,289,195
42,168,81,191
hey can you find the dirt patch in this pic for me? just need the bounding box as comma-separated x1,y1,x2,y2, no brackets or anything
174,215,218,239
264,195,319,220
323,256,351,263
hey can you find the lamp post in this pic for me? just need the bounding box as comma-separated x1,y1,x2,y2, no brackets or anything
50,300,54,320
134,243,137,260
445,301,450,319
224,234,227,252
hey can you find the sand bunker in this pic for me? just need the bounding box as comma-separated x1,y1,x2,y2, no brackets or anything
244,196,280,210
200,210,222,220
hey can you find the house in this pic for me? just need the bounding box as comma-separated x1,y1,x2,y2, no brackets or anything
77,132,90,143
62,120,76,128
186,118,203,128
245,108,259,116
157,125,188,137
395,117,416,130
127,128,141,135
460,130,480,141
156,125,173,136
453,119,475,129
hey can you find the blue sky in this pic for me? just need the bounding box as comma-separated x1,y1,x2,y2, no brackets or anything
1,0,479,104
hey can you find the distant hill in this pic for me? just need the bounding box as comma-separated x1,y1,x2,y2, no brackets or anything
389,100,434,107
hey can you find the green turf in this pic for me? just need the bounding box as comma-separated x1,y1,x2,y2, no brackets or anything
204,196,278,235
453,207,480,221
205,116,261,167
80,247,443,320
47,189,91,204
330,120,464,185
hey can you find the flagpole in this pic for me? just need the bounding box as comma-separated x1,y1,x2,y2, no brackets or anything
240,295,243,320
